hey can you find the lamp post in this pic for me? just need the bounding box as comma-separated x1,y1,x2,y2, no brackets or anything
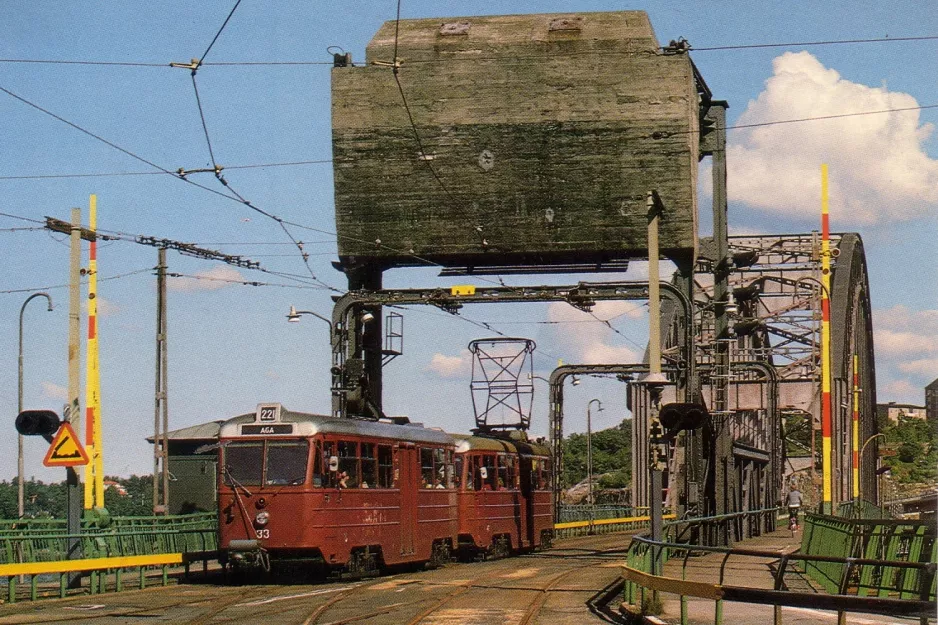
18,292,53,517
858,433,885,505
586,399,603,508
287,305,332,330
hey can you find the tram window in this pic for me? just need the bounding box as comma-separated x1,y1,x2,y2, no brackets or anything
420,447,435,488
377,445,394,488
313,441,323,487
338,441,359,488
470,456,481,491
266,440,309,486
482,455,496,490
433,448,448,488
224,442,263,486
445,449,455,489
496,455,510,490
540,460,551,490
454,456,463,490
360,443,377,488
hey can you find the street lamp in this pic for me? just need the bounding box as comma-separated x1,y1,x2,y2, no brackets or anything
858,433,886,504
18,292,53,517
586,399,603,508
286,305,332,330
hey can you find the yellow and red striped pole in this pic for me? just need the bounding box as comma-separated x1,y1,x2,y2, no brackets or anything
820,165,833,513
852,354,860,499
84,194,104,509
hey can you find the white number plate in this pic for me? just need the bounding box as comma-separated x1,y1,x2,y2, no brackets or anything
255,529,270,539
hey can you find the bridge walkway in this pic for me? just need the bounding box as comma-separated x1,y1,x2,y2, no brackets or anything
646,529,929,625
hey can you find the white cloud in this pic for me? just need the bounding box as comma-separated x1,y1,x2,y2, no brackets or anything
546,301,643,364
874,306,938,357
41,381,68,401
427,350,471,378
726,52,938,224
898,358,938,378
883,379,921,403
168,265,245,292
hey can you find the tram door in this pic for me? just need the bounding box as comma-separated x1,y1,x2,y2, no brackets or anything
398,443,416,556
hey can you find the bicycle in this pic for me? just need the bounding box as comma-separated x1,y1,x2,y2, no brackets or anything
788,505,801,533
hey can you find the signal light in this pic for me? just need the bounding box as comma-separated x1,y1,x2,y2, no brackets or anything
658,403,708,437
15,410,61,442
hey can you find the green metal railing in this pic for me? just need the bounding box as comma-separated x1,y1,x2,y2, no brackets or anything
0,512,217,565
557,504,646,523
837,499,889,520
623,535,937,625
801,512,937,601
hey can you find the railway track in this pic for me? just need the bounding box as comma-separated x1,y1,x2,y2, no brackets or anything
0,533,634,625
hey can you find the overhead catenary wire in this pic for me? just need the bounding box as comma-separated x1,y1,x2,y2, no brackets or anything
3,33,937,68
0,268,153,295
0,159,333,181
5,99,935,181
0,83,342,293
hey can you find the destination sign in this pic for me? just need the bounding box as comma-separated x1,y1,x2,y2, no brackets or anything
241,424,293,435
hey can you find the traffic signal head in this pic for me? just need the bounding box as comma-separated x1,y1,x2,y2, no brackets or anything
16,410,61,442
658,402,708,437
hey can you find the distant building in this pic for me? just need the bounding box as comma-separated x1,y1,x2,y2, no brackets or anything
926,378,938,423
877,402,927,424
103,480,128,496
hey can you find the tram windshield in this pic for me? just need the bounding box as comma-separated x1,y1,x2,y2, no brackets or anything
223,440,310,487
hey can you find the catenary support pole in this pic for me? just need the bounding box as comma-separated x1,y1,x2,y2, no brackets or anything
66,208,83,587
153,248,168,513
852,353,860,500
820,164,833,514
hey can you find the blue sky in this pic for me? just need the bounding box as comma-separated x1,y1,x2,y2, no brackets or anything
1,1,935,481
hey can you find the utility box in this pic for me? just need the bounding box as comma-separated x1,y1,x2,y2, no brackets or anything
332,11,700,270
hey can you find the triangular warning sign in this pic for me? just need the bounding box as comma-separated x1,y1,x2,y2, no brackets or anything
43,423,90,467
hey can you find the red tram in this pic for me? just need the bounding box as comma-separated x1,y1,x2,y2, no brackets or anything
217,404,552,574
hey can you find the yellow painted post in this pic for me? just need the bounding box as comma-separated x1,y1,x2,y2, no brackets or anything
820,164,833,514
84,195,99,509
852,354,860,500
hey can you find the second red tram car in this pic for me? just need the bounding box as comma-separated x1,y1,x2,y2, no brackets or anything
217,404,552,574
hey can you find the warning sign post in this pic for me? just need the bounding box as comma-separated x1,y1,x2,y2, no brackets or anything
43,423,90,468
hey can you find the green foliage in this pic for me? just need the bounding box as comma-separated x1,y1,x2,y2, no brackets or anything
561,419,632,488
783,412,813,458
882,415,938,485
0,475,155,519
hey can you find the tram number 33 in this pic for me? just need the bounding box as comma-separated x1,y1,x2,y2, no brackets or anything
255,529,270,539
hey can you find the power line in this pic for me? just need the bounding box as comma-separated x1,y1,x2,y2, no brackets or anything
0,159,332,181
0,82,342,292
0,211,45,224
165,271,328,289
4,33,937,68
0,268,152,295
689,34,938,51
199,0,243,65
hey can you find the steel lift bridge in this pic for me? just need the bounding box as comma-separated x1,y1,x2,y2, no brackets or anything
627,231,878,523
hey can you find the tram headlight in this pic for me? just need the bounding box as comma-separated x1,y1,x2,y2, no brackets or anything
255,511,270,527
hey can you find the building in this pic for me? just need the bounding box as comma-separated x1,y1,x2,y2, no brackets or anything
877,402,927,425
146,421,223,515
926,378,938,423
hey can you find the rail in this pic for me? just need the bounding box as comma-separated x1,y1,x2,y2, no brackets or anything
622,535,936,625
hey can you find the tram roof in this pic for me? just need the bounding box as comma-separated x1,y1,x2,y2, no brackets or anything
454,434,550,456
219,409,455,446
